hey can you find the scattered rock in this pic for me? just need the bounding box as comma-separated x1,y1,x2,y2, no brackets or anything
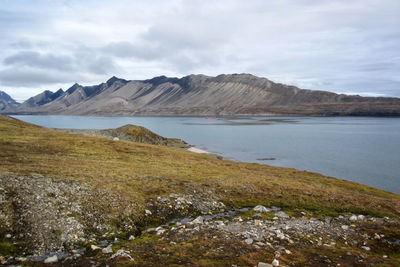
272,258,279,266
44,255,58,264
145,209,152,215
113,137,119,141
129,235,135,240
361,246,371,251
341,225,349,230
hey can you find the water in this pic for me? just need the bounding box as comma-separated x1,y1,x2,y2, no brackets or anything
12,115,400,194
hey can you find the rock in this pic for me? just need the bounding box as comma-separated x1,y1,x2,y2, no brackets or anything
253,205,270,213
98,240,108,247
113,137,119,141
258,262,273,267
245,238,254,244
274,211,290,219
44,255,58,263
15,257,27,262
110,249,133,260
5,234,11,238
349,215,358,221
361,246,371,251
129,235,135,240
357,215,365,220
192,216,204,224
157,229,166,235
341,225,349,230
102,245,113,254
91,245,101,250
272,259,279,266
254,220,262,226
383,255,388,258
285,249,292,254
145,209,152,215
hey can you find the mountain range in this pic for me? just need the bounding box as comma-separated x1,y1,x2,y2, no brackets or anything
2,74,400,116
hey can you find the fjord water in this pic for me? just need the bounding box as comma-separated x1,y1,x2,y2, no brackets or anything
13,115,400,194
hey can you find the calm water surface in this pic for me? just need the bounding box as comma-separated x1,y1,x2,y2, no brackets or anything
12,115,400,194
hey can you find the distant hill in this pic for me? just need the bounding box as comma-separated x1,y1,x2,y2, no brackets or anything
0,90,19,111
4,74,400,116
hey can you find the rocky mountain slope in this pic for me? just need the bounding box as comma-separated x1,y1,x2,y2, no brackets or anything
0,91,18,111
0,115,399,265
5,74,400,116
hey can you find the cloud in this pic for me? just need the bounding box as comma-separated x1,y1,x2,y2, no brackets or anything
0,67,81,87
4,51,74,71
0,0,399,100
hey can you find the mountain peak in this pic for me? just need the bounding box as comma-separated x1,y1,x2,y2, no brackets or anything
106,76,128,86
0,90,18,104
66,83,82,94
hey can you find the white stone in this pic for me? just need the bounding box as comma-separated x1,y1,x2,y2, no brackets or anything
145,209,152,215
192,216,204,224
91,245,101,250
357,215,365,220
341,225,349,230
258,262,273,267
275,211,290,219
272,259,279,266
113,137,119,141
253,205,271,213
128,235,135,240
102,245,113,254
44,255,58,263
157,229,166,235
361,246,371,251
245,238,254,244
349,215,358,221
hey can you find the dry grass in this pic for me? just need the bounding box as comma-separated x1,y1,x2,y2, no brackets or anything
0,115,399,217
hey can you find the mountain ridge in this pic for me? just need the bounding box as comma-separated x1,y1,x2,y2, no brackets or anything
0,90,19,111
3,73,400,116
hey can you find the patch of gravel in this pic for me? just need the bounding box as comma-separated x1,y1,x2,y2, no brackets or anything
0,174,136,255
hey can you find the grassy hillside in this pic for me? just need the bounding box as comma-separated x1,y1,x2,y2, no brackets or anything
0,115,399,265
1,115,398,217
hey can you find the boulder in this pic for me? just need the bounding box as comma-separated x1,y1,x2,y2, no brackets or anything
44,255,58,264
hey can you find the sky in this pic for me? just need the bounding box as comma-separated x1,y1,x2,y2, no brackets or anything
0,0,399,102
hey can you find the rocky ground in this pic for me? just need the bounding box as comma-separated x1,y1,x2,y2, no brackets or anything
1,174,399,266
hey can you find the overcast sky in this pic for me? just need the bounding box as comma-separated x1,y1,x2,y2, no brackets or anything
0,0,399,101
